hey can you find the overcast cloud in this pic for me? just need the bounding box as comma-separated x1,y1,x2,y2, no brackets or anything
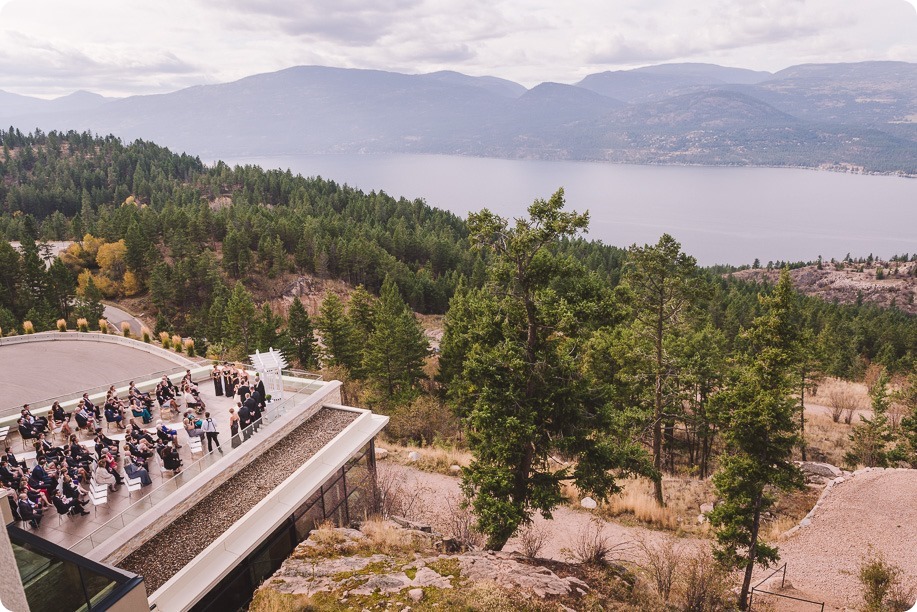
0,0,914,98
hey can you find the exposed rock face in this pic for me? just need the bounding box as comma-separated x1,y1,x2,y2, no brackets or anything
258,525,591,604
459,552,590,598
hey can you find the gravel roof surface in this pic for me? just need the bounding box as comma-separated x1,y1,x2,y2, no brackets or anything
118,408,358,592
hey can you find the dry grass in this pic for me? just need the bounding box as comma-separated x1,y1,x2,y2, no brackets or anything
292,518,432,561
249,588,312,612
812,377,870,423
597,477,714,534
803,412,854,465
378,437,472,476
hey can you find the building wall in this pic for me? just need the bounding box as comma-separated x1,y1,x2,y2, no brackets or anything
0,492,30,612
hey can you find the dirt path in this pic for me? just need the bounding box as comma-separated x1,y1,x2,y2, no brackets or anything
381,462,701,565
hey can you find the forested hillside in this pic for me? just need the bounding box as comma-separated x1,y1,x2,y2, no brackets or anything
0,130,914,381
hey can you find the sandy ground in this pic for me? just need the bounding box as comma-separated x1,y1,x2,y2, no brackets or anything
381,462,701,566
382,462,917,611
770,469,917,610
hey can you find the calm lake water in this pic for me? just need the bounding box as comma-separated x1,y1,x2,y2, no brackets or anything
219,154,917,266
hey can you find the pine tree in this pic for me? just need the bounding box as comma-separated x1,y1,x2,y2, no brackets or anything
709,269,805,611
254,303,284,352
223,283,257,357
347,285,377,338
362,278,429,402
316,293,359,371
846,372,893,468
74,275,105,322
622,233,704,506
449,189,642,550
287,297,318,369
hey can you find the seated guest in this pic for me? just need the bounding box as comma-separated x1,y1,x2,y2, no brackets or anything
52,490,89,516
51,402,73,437
20,405,48,433
182,385,205,413
156,421,179,445
94,434,120,460
160,444,182,474
130,399,153,424
127,420,156,445
17,493,42,528
182,412,205,441
80,394,100,420
0,459,22,487
62,473,88,502
93,462,119,491
4,447,26,469
123,450,152,486
35,433,64,458
17,418,40,445
30,458,56,489
104,403,125,429
74,405,96,432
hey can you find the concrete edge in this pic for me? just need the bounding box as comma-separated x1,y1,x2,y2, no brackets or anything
149,409,389,611
0,331,195,367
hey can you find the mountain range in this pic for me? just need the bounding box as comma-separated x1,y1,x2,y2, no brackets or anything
1,61,915,174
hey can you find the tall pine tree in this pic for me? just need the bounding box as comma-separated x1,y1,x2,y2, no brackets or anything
287,296,318,369
709,269,804,610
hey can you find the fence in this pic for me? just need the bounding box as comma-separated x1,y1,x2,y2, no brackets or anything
749,564,826,611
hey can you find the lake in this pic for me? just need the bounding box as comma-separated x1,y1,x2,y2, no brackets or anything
218,154,917,266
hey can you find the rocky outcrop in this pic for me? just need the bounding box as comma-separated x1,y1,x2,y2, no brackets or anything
257,524,592,606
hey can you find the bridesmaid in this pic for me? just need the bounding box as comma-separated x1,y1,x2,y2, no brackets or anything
211,364,224,397
222,363,233,398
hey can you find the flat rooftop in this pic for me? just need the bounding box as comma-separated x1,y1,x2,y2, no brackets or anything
0,335,188,409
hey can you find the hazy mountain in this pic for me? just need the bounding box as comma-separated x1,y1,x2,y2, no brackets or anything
0,62,914,174
576,63,772,102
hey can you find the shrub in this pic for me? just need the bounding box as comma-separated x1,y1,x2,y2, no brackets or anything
22,321,34,334
159,331,171,349
678,548,732,612
562,518,624,566
858,549,916,612
172,335,183,353
184,338,196,357
386,395,460,445
77,318,89,332
98,318,108,333
516,522,549,559
56,319,67,332
638,535,682,605
121,321,131,337
140,327,151,343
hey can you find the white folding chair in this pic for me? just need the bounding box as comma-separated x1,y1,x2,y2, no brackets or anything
123,471,143,498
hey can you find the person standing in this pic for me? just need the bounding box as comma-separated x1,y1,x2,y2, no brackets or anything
200,412,222,453
211,364,224,396
228,407,241,448
254,374,267,408
237,401,252,442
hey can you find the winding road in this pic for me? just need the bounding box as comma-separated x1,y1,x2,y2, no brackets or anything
103,303,147,336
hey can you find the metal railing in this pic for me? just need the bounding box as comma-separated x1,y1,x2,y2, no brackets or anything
749,564,825,611
68,374,325,556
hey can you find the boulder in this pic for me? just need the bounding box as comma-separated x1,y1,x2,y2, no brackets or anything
408,451,420,462
449,464,461,473
798,462,842,479
700,502,715,514
408,588,425,602
375,447,389,460
580,497,597,509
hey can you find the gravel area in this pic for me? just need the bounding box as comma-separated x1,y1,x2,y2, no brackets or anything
768,468,917,610
118,408,358,591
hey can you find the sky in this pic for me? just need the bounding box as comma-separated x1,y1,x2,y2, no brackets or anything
0,0,915,98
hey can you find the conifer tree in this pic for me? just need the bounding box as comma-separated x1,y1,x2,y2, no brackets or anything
316,293,359,371
448,189,643,550
709,269,804,611
362,278,429,402
622,233,703,506
224,283,257,356
846,372,893,468
287,297,318,369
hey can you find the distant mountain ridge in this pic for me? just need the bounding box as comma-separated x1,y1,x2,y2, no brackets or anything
1,61,914,174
